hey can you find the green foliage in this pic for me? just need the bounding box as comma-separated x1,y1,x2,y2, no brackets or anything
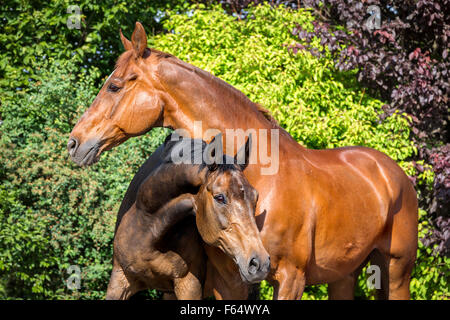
0,60,168,299
411,209,450,299
0,3,447,299
0,186,56,297
0,0,188,91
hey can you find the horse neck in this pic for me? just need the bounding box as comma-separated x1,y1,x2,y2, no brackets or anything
135,162,204,244
136,162,204,213
145,194,195,246
157,57,293,145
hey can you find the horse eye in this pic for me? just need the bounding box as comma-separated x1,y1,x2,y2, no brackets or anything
214,194,226,204
108,83,121,92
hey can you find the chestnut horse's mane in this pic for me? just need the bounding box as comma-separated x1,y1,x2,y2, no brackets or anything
115,48,282,130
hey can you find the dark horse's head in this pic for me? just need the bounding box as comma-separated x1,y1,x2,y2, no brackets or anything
193,135,270,283
67,22,169,166
158,134,270,284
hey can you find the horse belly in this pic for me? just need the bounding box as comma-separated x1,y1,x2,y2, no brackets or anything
305,183,386,284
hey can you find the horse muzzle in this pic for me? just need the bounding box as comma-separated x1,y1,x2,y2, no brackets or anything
67,137,102,167
238,254,271,284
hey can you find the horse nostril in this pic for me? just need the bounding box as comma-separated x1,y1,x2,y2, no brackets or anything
248,257,260,275
67,138,79,156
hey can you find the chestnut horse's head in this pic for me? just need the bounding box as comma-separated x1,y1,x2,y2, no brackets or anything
195,136,270,284
68,22,163,166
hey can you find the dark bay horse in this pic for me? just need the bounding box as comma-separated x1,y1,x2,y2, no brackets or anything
107,134,269,299
68,22,418,299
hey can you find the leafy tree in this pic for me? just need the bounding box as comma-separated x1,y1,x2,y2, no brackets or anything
0,59,169,298
0,0,189,92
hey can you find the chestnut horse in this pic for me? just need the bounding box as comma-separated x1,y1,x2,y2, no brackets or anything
68,22,418,299
107,135,269,299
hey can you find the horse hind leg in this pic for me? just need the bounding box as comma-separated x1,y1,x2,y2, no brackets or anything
329,200,417,302
371,202,417,299
327,274,357,300
173,271,203,300
329,245,414,300
162,292,177,300
369,245,415,300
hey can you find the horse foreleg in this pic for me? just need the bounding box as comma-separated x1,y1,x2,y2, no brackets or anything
272,265,305,300
173,271,203,300
105,258,141,300
327,274,357,300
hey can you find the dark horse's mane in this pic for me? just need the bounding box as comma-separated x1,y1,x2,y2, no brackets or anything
161,134,207,164
161,133,240,175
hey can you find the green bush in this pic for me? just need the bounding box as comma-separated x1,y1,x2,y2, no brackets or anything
0,0,188,92
0,59,169,299
0,3,447,299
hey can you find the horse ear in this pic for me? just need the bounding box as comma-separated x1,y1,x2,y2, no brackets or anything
204,133,222,172
119,29,132,51
131,22,147,58
234,134,252,171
